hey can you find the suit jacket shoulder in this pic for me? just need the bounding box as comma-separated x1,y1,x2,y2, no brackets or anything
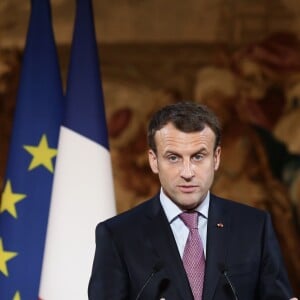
204,194,293,300
89,195,193,300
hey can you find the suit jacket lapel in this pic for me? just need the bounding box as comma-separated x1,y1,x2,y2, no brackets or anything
203,194,229,300
143,196,194,300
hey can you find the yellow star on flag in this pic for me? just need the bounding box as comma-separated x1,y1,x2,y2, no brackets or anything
12,291,21,300
13,291,21,300
0,238,18,277
23,134,57,173
0,180,26,218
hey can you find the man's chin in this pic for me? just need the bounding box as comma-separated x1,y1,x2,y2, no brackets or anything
176,199,201,211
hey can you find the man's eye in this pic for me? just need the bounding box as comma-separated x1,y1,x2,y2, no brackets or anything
193,154,204,161
168,155,179,162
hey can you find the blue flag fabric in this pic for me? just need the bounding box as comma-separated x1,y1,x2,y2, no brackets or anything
64,0,109,149
0,0,64,299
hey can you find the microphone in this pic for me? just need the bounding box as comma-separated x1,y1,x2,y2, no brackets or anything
135,262,163,300
222,269,239,300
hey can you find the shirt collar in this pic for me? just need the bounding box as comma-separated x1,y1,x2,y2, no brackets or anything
160,188,210,224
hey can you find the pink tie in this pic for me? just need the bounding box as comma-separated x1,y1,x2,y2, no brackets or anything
180,211,205,300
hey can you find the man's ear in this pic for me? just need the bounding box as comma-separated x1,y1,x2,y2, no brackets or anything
148,149,158,174
214,146,221,171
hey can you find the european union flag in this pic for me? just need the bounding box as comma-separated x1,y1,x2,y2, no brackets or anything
0,0,64,299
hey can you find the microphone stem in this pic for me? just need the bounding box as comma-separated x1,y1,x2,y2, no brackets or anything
135,272,155,300
223,271,239,300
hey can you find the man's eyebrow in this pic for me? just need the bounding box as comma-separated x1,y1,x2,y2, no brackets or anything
163,147,208,156
164,150,180,155
190,150,207,158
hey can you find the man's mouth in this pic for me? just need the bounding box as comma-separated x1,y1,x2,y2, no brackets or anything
178,185,197,193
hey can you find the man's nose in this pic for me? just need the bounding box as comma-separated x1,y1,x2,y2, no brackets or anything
180,160,195,179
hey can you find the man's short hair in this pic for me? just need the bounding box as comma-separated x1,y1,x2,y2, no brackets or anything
147,101,222,153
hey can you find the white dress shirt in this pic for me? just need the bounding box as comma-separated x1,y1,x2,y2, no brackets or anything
160,188,209,258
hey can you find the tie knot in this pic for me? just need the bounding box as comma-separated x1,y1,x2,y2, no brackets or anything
180,211,198,229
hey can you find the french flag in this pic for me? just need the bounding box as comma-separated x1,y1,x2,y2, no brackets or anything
39,0,116,298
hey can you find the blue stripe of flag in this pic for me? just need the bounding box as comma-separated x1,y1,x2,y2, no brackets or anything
64,0,109,150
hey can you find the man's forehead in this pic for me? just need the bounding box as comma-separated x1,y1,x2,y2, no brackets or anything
155,123,215,138
155,124,216,148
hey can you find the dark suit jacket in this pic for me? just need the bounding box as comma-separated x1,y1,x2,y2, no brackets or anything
88,194,293,299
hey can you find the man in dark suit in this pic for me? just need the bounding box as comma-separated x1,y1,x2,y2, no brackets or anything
88,102,296,299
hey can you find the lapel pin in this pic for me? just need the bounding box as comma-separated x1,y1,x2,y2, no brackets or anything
216,223,224,228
